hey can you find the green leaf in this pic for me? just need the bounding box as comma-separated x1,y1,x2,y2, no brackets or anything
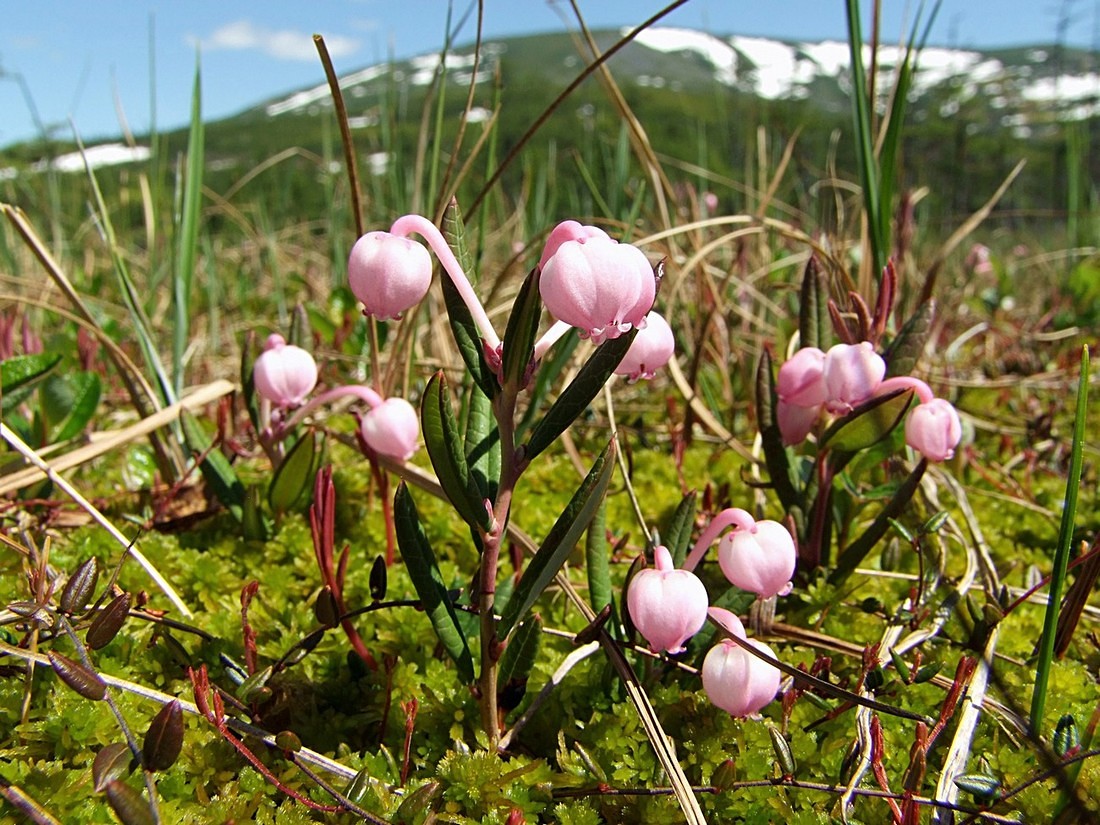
464,381,500,502
665,490,697,568
799,257,829,351
1,352,61,396
181,411,245,521
421,372,491,531
173,57,204,398
756,350,800,511
885,301,935,377
819,388,914,454
585,500,612,612
44,372,102,443
442,202,498,399
516,324,580,440
524,331,636,461
394,483,475,683
240,330,262,434
500,266,542,391
268,430,320,513
498,438,616,640
497,614,542,689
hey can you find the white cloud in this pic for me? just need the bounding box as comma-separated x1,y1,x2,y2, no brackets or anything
202,20,359,62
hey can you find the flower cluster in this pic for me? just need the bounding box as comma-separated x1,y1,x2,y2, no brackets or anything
252,333,419,462
626,507,796,717
776,342,962,462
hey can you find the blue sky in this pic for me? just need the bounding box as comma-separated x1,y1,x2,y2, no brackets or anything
1,0,1097,148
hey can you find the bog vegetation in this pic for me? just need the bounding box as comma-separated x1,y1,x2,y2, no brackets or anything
0,3,1098,824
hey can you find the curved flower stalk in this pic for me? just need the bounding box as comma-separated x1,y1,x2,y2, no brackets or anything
625,545,708,654
877,376,962,462
683,508,796,599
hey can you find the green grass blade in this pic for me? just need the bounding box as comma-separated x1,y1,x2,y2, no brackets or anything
845,0,884,276
174,58,204,397
1030,346,1090,733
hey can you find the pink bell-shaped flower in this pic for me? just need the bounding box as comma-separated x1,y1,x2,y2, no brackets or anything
614,311,675,381
360,397,420,461
701,607,782,717
823,342,886,414
348,231,433,321
717,519,796,599
777,398,821,446
777,346,827,407
253,334,318,408
905,398,962,462
539,226,656,345
626,545,708,654
537,220,609,271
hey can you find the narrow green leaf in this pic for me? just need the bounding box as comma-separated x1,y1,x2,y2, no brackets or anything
1,352,61,394
819,388,913,453
585,501,612,612
173,56,204,398
756,350,800,510
516,325,580,440
442,202,497,399
181,411,244,521
421,372,490,531
394,483,475,683
86,592,132,650
268,430,319,513
92,743,132,792
500,266,543,391
845,0,884,276
497,614,542,689
142,700,184,772
240,330,262,434
525,331,636,461
46,372,102,443
47,650,106,701
464,381,500,501
104,780,156,825
885,301,935,377
665,490,698,568
799,257,829,351
60,557,100,615
498,439,616,639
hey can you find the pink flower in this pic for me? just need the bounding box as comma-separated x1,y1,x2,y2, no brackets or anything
626,545,708,654
777,346,827,407
717,519,796,599
777,398,821,445
348,231,433,320
702,635,782,717
360,397,420,461
537,220,609,271
614,311,675,381
906,398,962,462
539,224,656,344
253,334,318,408
823,342,886,414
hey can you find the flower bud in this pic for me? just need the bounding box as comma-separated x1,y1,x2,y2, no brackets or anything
626,546,708,654
360,397,420,461
348,231,433,320
539,228,655,345
777,346,827,407
253,334,318,408
717,519,796,599
823,342,886,414
905,398,962,462
702,637,781,717
777,399,821,446
614,311,675,381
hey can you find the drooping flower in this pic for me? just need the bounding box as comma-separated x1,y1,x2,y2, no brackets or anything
615,311,675,381
701,608,782,718
626,545,708,654
537,220,609,271
905,398,962,462
539,223,656,344
717,518,796,599
348,231,433,321
777,346,827,407
777,398,821,446
252,334,318,408
823,342,886,414
360,397,420,461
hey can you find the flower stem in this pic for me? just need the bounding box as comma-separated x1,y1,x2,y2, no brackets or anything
683,507,755,571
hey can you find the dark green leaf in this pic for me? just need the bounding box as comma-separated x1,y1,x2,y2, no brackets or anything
268,430,320,513
665,491,697,568
92,743,133,792
820,389,913,454
236,666,273,702
181,411,245,521
799,256,829,351
314,586,340,628
442,202,498,399
525,331,636,461
769,726,797,776
394,483,475,683
756,350,800,511
240,329,262,435
48,650,106,701
369,555,387,602
1,352,61,395
500,267,542,391
498,439,616,639
393,780,442,825
142,700,184,771
342,768,373,805
104,780,156,825
86,592,132,650
1054,714,1079,757
954,773,1002,800
585,501,612,613
464,381,500,502
516,325,580,440
497,614,542,689
60,557,99,615
885,301,935,377
43,372,102,443
421,372,490,531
